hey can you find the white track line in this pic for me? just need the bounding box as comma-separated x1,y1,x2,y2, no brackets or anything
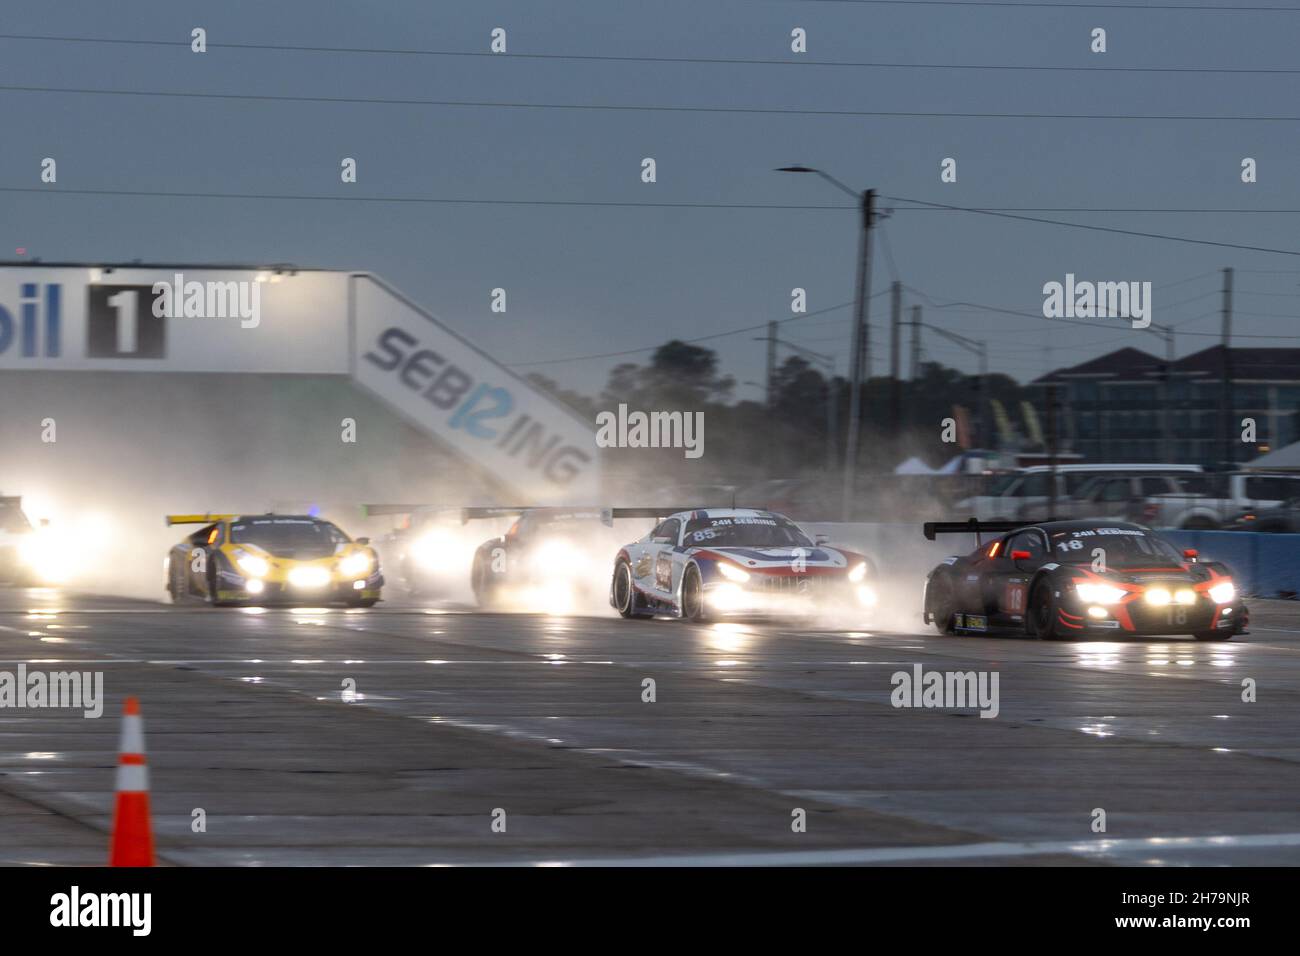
495,831,1300,867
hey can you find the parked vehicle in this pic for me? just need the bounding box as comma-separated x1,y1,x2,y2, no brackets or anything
1145,472,1300,529
1061,473,1213,524
1226,496,1300,533
957,464,1203,522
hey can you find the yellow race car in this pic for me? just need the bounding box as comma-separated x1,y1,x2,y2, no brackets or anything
164,513,383,607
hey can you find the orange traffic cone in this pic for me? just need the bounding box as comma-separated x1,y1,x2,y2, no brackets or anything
109,696,154,867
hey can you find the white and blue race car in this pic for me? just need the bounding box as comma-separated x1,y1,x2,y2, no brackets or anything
608,508,877,622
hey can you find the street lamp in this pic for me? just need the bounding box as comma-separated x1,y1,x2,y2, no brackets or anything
776,166,876,521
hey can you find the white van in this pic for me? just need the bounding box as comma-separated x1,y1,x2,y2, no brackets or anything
956,463,1204,522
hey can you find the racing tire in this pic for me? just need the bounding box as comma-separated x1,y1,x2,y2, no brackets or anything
1194,630,1232,641
680,564,711,624
166,556,186,604
1026,583,1066,641
471,555,503,610
612,560,638,619
348,597,379,608
927,574,958,635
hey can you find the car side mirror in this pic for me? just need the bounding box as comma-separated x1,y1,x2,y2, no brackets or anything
1183,548,1198,561
357,537,370,546
814,534,830,545
1010,550,1031,561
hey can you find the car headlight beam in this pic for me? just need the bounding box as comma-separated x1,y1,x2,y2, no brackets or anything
339,551,372,578
236,554,270,578
717,562,750,583
1208,581,1236,605
848,562,867,583
1075,582,1126,605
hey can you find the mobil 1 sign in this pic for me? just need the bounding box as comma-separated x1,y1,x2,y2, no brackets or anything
352,276,599,501
0,267,349,372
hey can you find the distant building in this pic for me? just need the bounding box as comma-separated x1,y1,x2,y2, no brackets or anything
1033,346,1300,465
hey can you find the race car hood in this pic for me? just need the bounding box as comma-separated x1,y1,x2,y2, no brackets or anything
1056,562,1209,584
693,545,858,571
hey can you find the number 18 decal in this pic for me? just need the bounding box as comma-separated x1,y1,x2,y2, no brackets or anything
1003,583,1026,613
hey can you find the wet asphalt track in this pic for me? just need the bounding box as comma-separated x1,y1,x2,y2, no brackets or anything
2,588,1300,866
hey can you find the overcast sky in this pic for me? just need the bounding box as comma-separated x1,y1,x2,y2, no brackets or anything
5,0,1300,398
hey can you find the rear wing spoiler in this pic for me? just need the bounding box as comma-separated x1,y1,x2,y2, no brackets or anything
165,513,238,527
361,504,460,518
923,519,1024,544
456,506,690,527
600,507,697,526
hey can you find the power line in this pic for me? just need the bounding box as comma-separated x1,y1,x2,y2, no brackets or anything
886,195,1300,256
12,186,1300,222
6,83,1300,123
0,186,852,211
508,300,857,368
5,32,1299,75
802,0,1300,10
908,285,1300,339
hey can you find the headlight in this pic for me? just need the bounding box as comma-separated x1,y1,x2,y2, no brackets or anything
717,562,750,583
339,551,372,578
709,583,747,610
1208,581,1236,605
1075,582,1126,605
848,562,867,583
1144,587,1172,607
236,554,270,578
410,530,455,570
856,585,877,606
288,566,331,589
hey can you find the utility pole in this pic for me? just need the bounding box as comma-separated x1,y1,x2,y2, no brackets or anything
773,167,875,520
909,305,921,382
843,189,876,520
1220,267,1234,469
765,319,778,410
1046,383,1059,519
889,280,901,438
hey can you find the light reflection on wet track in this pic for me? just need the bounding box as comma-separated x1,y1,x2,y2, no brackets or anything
1,588,1299,865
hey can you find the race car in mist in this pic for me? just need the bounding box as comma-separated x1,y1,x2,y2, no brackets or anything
165,513,383,607
468,507,614,610
922,519,1246,641
0,496,54,585
364,504,468,596
609,508,877,622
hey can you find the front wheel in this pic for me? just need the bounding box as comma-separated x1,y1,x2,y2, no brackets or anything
349,597,379,608
1195,630,1232,641
680,565,710,623
1026,583,1065,640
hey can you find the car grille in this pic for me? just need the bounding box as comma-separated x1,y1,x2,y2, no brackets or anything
751,573,834,594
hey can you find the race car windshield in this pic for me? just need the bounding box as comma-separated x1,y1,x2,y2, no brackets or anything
1048,529,1184,567
230,519,347,558
683,516,812,548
